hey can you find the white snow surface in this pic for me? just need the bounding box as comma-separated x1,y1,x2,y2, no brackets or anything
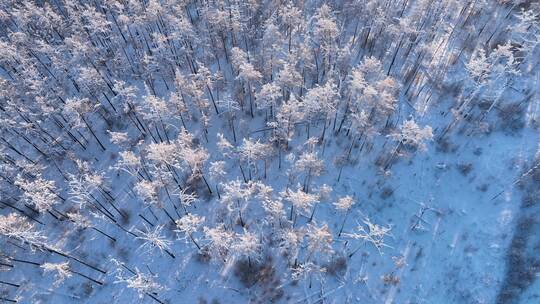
1,0,540,304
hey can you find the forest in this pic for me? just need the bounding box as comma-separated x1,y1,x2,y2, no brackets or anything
0,0,539,303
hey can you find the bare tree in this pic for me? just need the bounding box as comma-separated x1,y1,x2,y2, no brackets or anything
135,224,175,258
41,262,72,287
15,175,59,214
175,213,205,250
334,195,355,237
344,217,392,256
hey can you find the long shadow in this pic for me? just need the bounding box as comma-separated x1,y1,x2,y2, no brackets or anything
496,166,540,304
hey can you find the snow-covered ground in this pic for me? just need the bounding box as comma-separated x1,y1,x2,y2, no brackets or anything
1,0,539,303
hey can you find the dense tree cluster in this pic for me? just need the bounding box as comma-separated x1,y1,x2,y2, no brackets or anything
0,0,538,303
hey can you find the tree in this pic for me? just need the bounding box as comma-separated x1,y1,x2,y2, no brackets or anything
271,95,305,161
279,228,303,266
0,213,46,248
312,4,339,75
136,88,171,143
75,67,110,106
175,130,212,193
209,161,227,198
111,151,142,177
256,82,281,118
344,217,392,256
392,119,433,150
145,142,177,166
144,142,180,200
511,8,539,56
135,224,175,258
108,131,131,148
305,222,334,262
175,213,205,250
231,229,260,267
169,73,190,130
261,199,286,227
466,48,490,85
15,174,59,214
113,263,166,303
464,43,519,117
334,196,355,237
230,47,249,73
389,119,433,150
277,63,302,97
302,80,338,141
237,61,262,117
217,133,234,156
41,262,72,287
63,97,106,150
193,63,219,114
261,17,283,80
174,187,199,212
291,261,327,289
2,0,534,300
346,111,375,146
216,94,240,142
134,180,161,208
282,186,320,225
67,161,105,208
254,181,274,203
238,138,272,180
345,57,399,132
293,147,325,193
220,179,254,227
386,119,433,170
279,2,303,53
113,80,138,117
65,211,116,242
203,224,235,263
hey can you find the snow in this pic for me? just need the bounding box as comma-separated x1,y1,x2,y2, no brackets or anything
1,0,540,303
